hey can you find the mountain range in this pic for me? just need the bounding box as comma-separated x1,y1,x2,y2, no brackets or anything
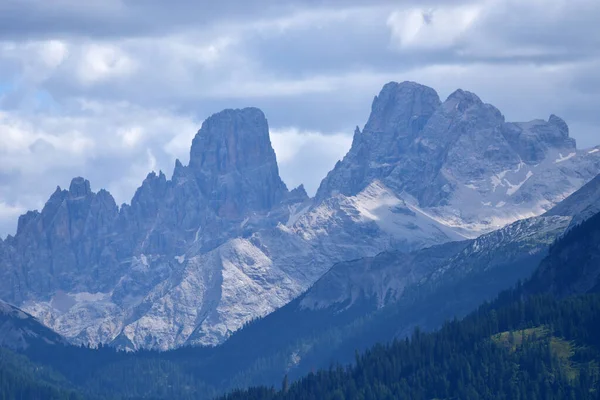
1,174,599,399
0,81,599,351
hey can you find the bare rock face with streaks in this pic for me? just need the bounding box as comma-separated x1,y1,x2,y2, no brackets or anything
0,82,599,350
189,108,288,218
317,82,600,234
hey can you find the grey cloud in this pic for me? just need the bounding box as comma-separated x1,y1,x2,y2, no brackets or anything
570,61,600,95
28,138,55,153
23,0,597,114
247,6,585,84
0,1,427,39
477,0,600,53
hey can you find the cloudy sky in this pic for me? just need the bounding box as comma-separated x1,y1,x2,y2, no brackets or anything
0,0,599,237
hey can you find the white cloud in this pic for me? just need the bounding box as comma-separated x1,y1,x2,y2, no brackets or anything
118,126,144,147
0,110,95,162
0,40,69,87
387,5,482,50
271,128,352,194
39,40,69,68
76,43,137,84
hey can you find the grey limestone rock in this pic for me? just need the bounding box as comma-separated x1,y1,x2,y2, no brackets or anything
0,84,598,350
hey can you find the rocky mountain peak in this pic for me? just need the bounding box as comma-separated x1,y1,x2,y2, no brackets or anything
16,210,40,236
446,88,481,103
314,82,443,202
444,89,486,113
439,88,504,125
288,184,309,203
68,177,92,198
172,159,186,181
130,170,169,217
189,107,274,174
543,114,576,148
48,185,66,200
315,82,502,202
188,107,288,217
548,114,569,136
363,81,441,138
316,80,598,225
142,171,167,188
498,114,577,165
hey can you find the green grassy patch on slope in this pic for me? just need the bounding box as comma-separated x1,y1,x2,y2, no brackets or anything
491,326,590,382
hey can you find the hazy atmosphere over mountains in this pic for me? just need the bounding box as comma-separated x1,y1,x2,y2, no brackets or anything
1,0,600,237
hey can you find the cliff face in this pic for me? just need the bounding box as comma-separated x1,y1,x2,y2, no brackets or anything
189,108,288,218
317,81,599,233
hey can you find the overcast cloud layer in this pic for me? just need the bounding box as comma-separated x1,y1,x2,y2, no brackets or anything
0,0,599,236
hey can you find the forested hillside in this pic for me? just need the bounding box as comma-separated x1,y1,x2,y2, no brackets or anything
0,347,82,400
220,292,600,400
527,210,600,296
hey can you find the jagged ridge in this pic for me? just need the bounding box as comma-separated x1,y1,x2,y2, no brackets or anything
0,82,598,350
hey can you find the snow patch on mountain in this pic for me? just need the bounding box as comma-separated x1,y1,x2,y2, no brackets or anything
555,152,576,163
506,171,534,196
286,203,311,227
345,181,467,241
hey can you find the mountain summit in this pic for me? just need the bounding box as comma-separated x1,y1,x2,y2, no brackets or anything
189,108,288,218
317,81,598,233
